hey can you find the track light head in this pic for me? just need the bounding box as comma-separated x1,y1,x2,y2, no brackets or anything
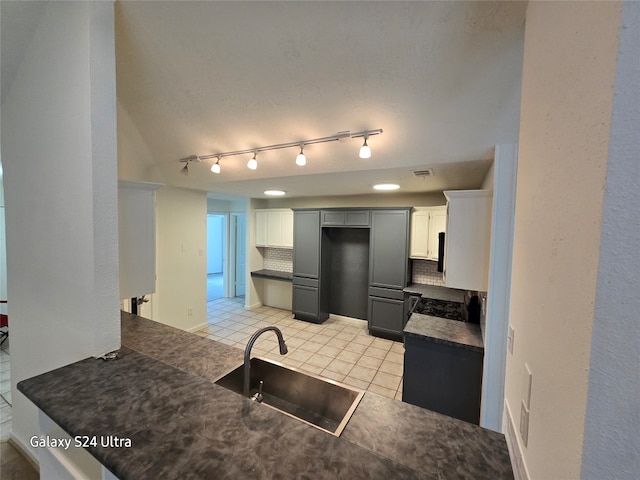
211,158,221,174
247,153,258,170
296,145,307,166
359,137,371,159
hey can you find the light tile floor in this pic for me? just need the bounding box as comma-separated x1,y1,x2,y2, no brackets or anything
198,297,405,401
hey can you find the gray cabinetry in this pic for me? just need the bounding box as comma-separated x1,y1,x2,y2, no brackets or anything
369,210,410,289
321,209,370,227
292,277,320,322
368,292,406,339
403,331,483,425
293,210,321,278
368,209,411,339
292,210,328,323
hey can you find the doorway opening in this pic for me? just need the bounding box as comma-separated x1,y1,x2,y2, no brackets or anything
230,213,246,298
207,214,226,301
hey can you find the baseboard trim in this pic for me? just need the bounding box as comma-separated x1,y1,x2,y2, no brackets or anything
328,313,367,324
186,322,208,333
246,301,262,310
9,433,40,472
504,401,531,480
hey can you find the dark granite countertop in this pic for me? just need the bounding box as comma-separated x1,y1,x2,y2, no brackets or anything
250,269,293,282
404,313,484,352
18,312,509,479
404,283,466,303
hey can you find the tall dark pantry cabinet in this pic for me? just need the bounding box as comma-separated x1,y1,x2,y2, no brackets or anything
292,208,411,339
368,209,411,340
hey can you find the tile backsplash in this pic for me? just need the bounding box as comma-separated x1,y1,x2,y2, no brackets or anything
411,259,444,286
261,247,293,273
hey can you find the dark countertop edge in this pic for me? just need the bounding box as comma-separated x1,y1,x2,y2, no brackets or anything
250,269,293,282
403,283,466,303
404,313,484,352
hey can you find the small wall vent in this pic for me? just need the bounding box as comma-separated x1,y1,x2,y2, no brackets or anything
412,169,434,177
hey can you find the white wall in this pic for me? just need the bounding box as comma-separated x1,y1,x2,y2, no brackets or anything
505,2,622,479
152,186,207,331
1,1,120,459
581,2,639,478
117,101,164,184
0,161,6,312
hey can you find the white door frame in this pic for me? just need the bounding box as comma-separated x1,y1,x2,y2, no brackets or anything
481,144,519,431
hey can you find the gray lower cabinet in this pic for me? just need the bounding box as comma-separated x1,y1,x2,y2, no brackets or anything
368,294,405,340
403,335,483,425
292,281,320,322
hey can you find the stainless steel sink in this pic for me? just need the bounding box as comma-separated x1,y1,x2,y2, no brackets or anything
214,357,364,437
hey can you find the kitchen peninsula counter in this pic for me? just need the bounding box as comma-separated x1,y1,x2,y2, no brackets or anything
403,283,466,303
18,312,511,479
404,313,484,352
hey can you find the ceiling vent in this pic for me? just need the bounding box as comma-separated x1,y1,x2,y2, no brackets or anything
412,168,434,178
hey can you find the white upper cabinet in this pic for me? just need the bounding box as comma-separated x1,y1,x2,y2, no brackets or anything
118,180,163,300
410,206,447,260
443,190,493,292
255,209,293,248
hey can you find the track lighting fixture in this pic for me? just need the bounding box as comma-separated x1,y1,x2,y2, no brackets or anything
359,137,371,159
296,145,307,166
247,152,258,170
177,128,382,173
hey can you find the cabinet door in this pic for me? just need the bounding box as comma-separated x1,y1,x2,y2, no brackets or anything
293,284,320,321
281,211,294,248
370,210,409,289
368,295,405,339
321,211,345,226
427,209,447,260
266,211,282,246
256,211,267,247
443,191,493,291
293,210,321,278
345,210,370,227
410,210,430,258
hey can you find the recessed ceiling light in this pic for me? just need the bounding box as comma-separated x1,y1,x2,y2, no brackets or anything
373,183,400,191
264,190,286,196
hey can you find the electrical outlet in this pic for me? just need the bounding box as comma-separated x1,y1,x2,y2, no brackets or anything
520,400,530,447
508,325,515,354
187,308,193,317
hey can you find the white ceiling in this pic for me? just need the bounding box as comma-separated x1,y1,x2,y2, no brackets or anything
2,1,527,199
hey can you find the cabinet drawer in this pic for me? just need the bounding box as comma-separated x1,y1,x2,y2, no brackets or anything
368,286,405,300
292,277,319,288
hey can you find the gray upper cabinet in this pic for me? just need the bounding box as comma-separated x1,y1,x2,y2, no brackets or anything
293,210,321,278
321,209,370,227
369,209,410,289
